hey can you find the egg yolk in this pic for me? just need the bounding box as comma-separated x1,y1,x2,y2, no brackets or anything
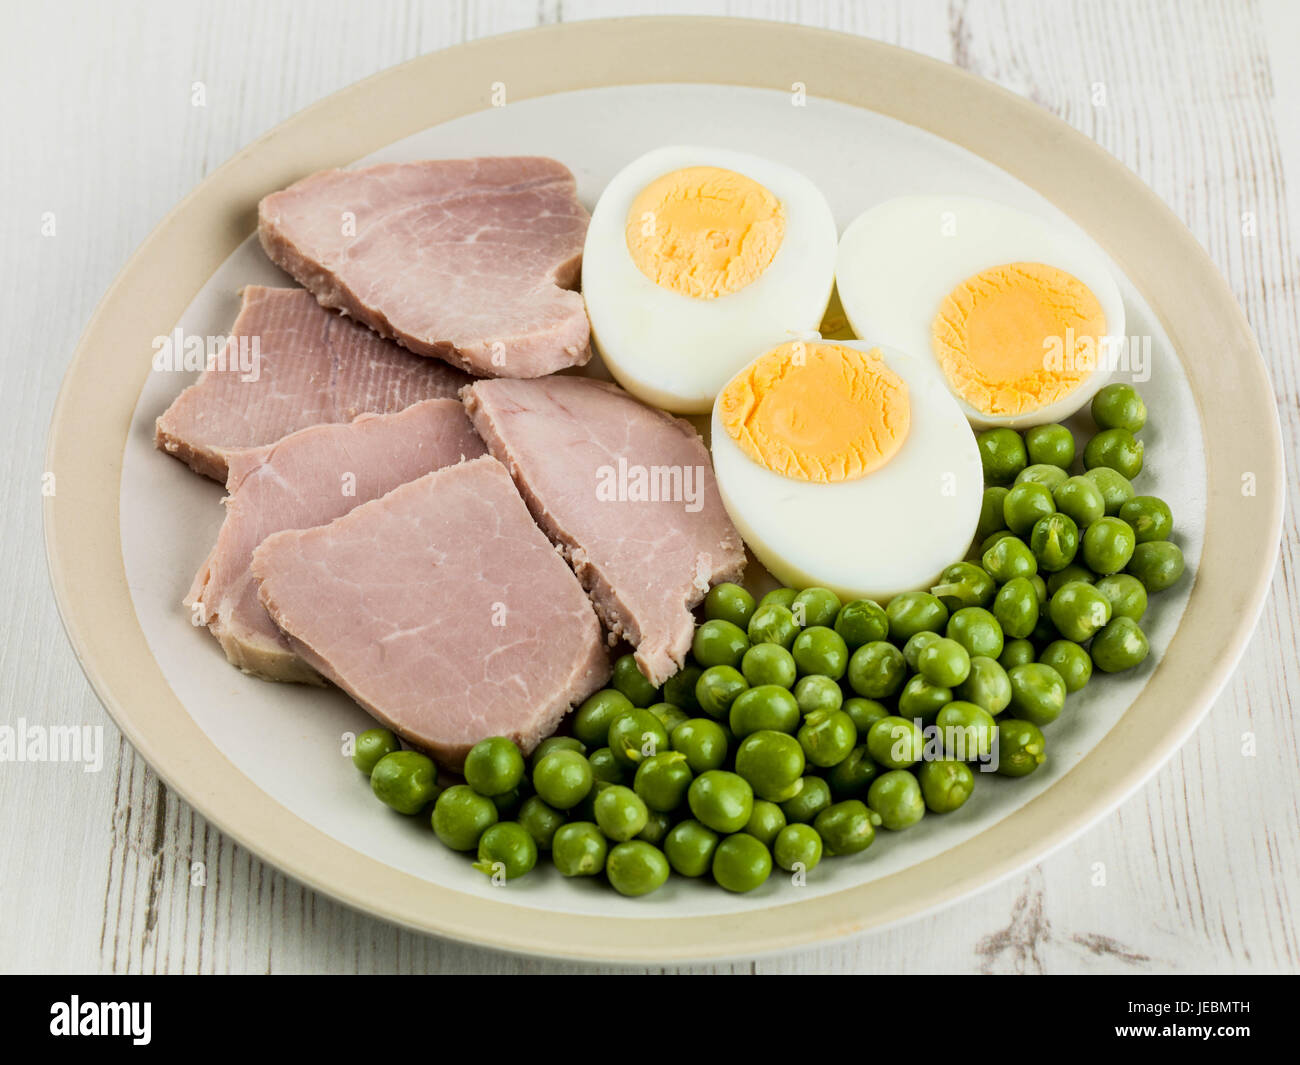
625,166,785,299
931,262,1107,416
719,341,910,483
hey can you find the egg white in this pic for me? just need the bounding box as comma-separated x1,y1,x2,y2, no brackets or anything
835,195,1127,429
710,342,983,601
582,146,838,414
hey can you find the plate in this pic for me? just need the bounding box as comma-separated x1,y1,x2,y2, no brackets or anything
45,18,1283,961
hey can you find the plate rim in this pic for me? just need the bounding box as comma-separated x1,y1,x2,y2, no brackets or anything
44,16,1284,963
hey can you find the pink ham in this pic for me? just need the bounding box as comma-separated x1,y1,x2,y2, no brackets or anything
258,158,592,379
187,398,484,683
251,456,610,767
462,377,746,685
156,286,470,482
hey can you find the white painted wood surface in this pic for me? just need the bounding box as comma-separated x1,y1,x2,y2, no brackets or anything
3,0,1297,974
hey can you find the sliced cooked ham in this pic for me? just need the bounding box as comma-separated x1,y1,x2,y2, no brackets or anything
258,158,592,379
462,377,746,686
156,286,470,482
186,399,484,684
251,456,610,767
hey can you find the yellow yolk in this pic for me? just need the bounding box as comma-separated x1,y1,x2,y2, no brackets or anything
931,262,1107,417
718,341,910,483
625,166,785,299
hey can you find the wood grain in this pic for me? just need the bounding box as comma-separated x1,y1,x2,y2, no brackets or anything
1,0,1295,973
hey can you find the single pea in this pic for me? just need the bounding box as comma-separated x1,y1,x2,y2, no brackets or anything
834,598,891,648
1118,495,1173,544
1083,466,1136,515
463,736,525,797
670,717,730,773
1091,616,1150,672
798,709,858,769
688,770,754,833
352,727,400,775
917,636,972,687
977,427,1029,485
594,784,649,842
867,770,926,831
947,606,1005,660
745,800,788,847
472,822,537,881
606,708,669,769
1029,512,1080,573
866,716,925,770
1007,662,1067,727
1091,382,1147,433
956,655,1013,715
774,823,824,873
661,663,704,713
975,486,1012,542
936,700,998,760
794,674,843,716
571,779,613,824
747,603,800,649
999,638,1037,670
1046,561,1097,597
633,751,693,812
1003,481,1057,536
898,674,953,724
741,642,797,688
663,819,720,877
1082,516,1137,575
758,587,799,610
1024,423,1077,468
780,776,832,824
982,536,1038,583
917,759,976,813
370,750,439,815
586,747,624,785
930,561,997,611
827,744,880,798
886,592,949,642
1084,427,1144,480
903,629,943,671
491,788,523,818
551,821,607,877
1127,541,1185,592
843,697,891,733
1094,573,1148,621
791,587,842,628
704,581,757,629
573,689,634,747
814,799,880,856
695,665,749,719
612,653,661,707
996,719,1046,777
993,576,1040,640
791,626,849,680
637,810,672,846
517,795,565,850
1053,475,1106,527
1049,580,1113,642
1037,640,1093,693
692,619,750,670
531,749,595,811
529,735,586,769
432,785,498,851
981,529,1017,555
712,833,772,893
648,702,690,735
1030,574,1049,605
606,841,670,897
734,730,806,801
729,684,801,738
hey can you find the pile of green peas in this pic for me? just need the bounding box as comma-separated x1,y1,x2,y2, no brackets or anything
350,383,1183,898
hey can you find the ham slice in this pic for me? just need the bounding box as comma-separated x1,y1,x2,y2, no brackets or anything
251,456,610,767
156,286,470,482
187,398,484,683
258,157,592,379
462,377,746,686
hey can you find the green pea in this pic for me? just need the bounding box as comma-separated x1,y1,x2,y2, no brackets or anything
704,581,757,629
695,665,748,719
744,800,788,847
1118,495,1173,544
688,770,754,833
472,822,537,880
792,587,842,628
612,653,660,707
587,747,624,785
826,744,880,798
571,779,613,823
780,776,832,824
532,749,594,809
1037,640,1093,693
594,784,649,841
1053,475,1106,527
774,823,823,872
1091,616,1150,672
692,619,750,670
1084,427,1144,480
917,636,972,687
1091,382,1147,433
981,529,1017,555
517,795,565,850
735,729,806,801
1007,662,1067,727
637,810,672,846
741,642,797,688
1049,580,1113,642
747,603,799,649
898,674,953,724
573,689,634,746
866,716,925,770
930,561,997,611
976,486,1012,542
463,736,525,797
982,535,1038,583
606,840,670,896
1127,541,1185,592
712,833,772,893
936,700,998,760
993,577,1040,640
999,638,1037,670
491,787,523,818
1029,512,1080,572
886,592,949,642
662,664,704,713
814,799,880,856
1016,463,1070,494
1094,573,1148,621
670,717,730,773
1082,516,1137,575
867,770,926,831
551,822,607,877
1030,574,1049,605
633,751,693,812
606,708,670,770
1046,561,1096,597
529,735,586,769
843,697,891,733
663,819,719,877
834,598,891,648
798,709,858,769
917,759,976,813
648,702,690,735
352,728,400,775
1003,481,1056,536
794,675,843,717
729,684,800,738
432,785,498,851
370,750,439,815
947,606,1005,660
1024,423,1077,468
903,629,943,671
977,427,1029,485
1083,466,1135,515
996,719,1046,777
791,625,850,680
1031,613,1060,645
759,587,800,610
956,655,1013,715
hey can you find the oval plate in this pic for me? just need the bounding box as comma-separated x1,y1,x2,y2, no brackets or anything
45,18,1283,962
